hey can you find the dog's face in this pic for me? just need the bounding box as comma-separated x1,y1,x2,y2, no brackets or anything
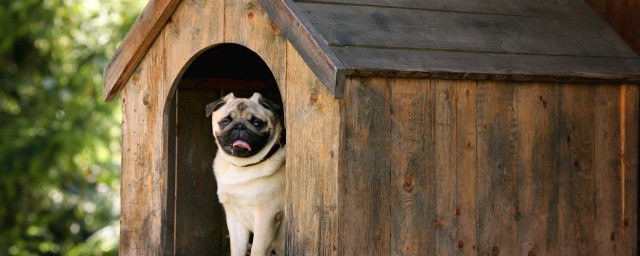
206,92,282,158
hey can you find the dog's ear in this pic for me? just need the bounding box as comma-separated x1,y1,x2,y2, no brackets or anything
259,97,283,118
206,98,226,117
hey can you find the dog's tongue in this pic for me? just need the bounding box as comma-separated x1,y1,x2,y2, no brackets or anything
232,140,252,151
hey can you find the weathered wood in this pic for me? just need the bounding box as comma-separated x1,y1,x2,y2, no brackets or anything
294,0,593,19
300,2,634,58
284,42,340,255
593,85,623,255
162,0,224,92
476,81,518,256
340,77,391,255
389,78,435,256
623,84,639,255
258,0,346,97
586,0,640,54
557,84,596,255
515,83,558,256
331,46,640,83
435,80,458,255
120,32,168,256
453,81,477,255
224,0,288,101
173,89,229,255
104,0,182,101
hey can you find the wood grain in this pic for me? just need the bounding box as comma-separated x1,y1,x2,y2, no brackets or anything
300,2,634,58
173,89,229,255
224,0,288,100
258,0,346,97
285,42,340,255
340,77,391,255
476,81,518,256
515,83,558,256
294,0,593,19
435,80,458,255
623,84,639,255
594,85,623,255
453,81,477,255
104,0,182,101
331,46,640,84
389,78,435,256
557,84,596,255
120,32,167,256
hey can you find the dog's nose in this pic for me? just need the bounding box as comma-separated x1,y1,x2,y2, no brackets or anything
234,124,246,131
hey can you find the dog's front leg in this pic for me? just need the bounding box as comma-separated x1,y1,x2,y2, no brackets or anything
225,210,250,256
250,209,281,256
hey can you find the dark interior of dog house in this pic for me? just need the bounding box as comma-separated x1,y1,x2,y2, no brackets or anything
166,43,281,253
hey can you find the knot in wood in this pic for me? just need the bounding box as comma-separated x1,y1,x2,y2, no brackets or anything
403,177,413,189
309,91,319,105
492,246,500,256
457,240,464,248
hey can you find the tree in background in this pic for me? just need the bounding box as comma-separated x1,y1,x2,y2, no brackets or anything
0,0,144,255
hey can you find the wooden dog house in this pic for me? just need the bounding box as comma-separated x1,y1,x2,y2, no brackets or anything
103,0,640,255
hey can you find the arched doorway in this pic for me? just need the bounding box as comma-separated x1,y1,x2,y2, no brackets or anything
165,43,282,255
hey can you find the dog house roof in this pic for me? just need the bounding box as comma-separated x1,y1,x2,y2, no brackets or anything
103,0,640,100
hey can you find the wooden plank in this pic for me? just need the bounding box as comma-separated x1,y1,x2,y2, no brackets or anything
453,81,477,255
224,0,288,101
476,81,518,256
120,32,168,255
173,89,229,255
162,0,224,91
623,84,639,255
285,42,340,255
434,80,458,255
299,3,634,58
515,83,558,256
557,84,596,255
104,0,182,101
258,0,347,97
340,77,391,255
331,46,640,83
294,0,593,19
389,78,435,255
593,85,623,255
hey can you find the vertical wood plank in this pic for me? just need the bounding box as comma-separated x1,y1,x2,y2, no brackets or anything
557,84,596,255
340,77,391,255
174,89,228,255
163,0,224,88
435,80,458,255
594,85,623,255
389,78,436,256
224,0,287,100
285,42,340,256
454,81,478,255
476,81,518,256
120,31,167,256
516,83,558,256
623,84,639,255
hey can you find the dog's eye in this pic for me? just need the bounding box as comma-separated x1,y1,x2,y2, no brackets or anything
219,118,231,127
252,119,265,128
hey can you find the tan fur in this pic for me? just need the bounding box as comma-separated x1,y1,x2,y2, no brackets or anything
211,93,285,256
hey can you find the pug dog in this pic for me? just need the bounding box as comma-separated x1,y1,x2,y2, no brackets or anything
206,92,285,256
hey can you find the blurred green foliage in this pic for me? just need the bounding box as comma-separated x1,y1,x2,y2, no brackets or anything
0,0,144,255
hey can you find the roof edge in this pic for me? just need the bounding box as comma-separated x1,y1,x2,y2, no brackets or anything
258,0,347,98
102,0,182,102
